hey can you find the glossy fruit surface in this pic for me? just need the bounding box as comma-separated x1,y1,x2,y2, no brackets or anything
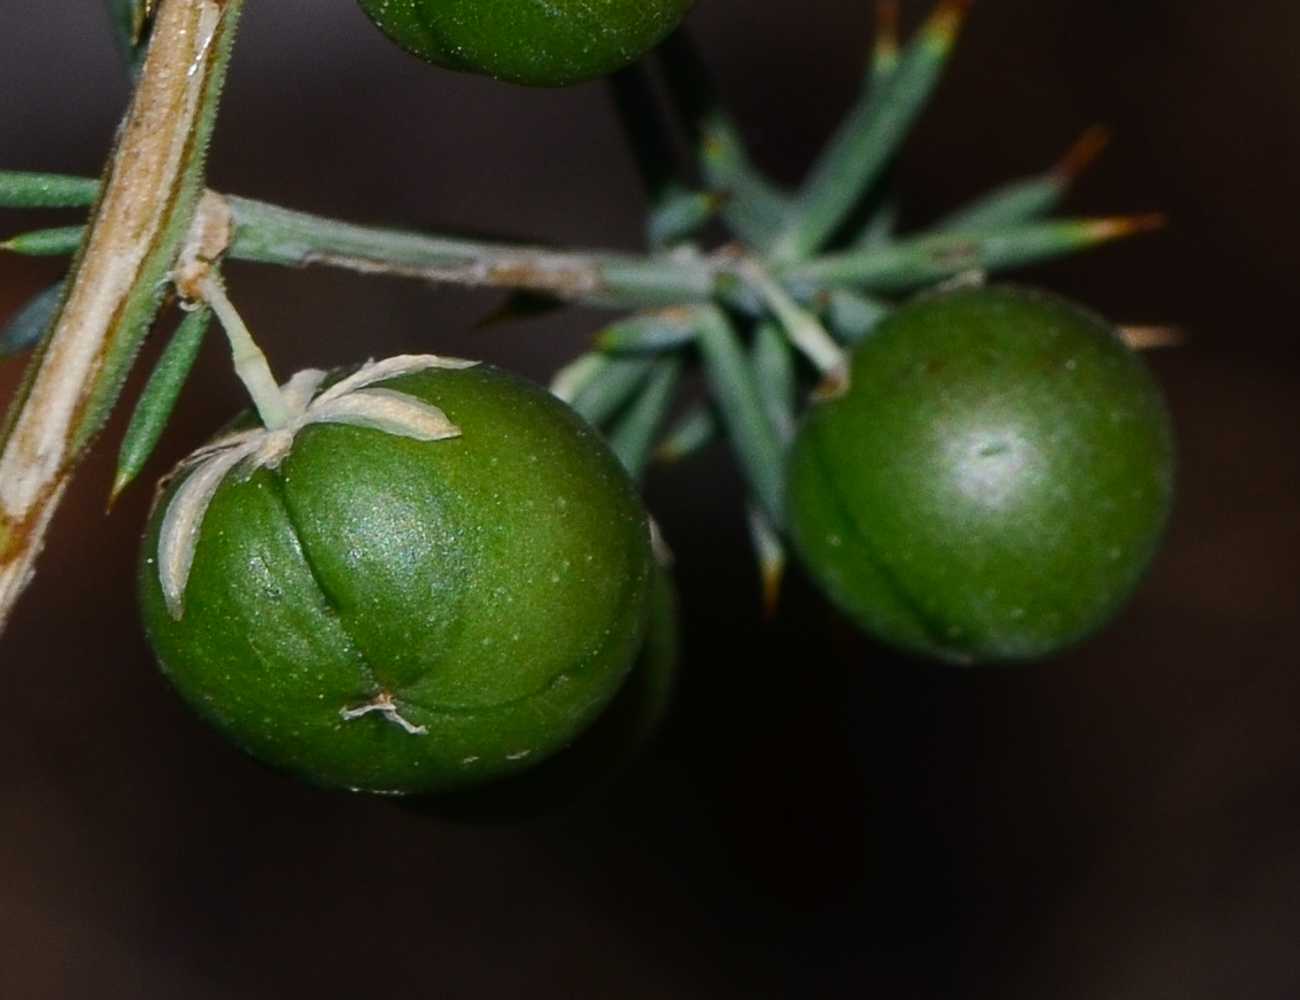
355,0,697,87
406,562,677,823
139,358,654,793
787,285,1175,664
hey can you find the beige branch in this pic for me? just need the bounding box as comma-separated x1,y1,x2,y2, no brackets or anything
0,0,237,642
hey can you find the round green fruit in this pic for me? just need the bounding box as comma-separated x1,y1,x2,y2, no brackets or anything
405,562,678,823
139,356,655,794
787,285,1175,665
355,0,697,87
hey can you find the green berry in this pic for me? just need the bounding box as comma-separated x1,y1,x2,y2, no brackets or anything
139,356,654,793
406,561,678,823
787,285,1176,664
354,0,697,87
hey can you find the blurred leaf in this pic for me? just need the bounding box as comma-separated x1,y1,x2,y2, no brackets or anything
868,0,902,89
937,127,1111,232
824,288,889,344
648,190,725,248
104,0,155,76
746,503,786,615
750,320,796,446
774,0,971,262
694,306,785,526
607,357,682,481
745,266,845,375
551,353,607,404
656,402,717,463
552,352,656,428
656,31,789,251
0,280,66,356
596,308,696,354
785,215,1163,293
850,196,900,251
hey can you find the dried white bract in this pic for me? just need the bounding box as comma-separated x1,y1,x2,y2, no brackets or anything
339,692,429,735
155,354,476,620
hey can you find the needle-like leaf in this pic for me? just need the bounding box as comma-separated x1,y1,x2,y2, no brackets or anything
694,306,785,526
0,172,99,210
773,0,971,263
656,31,790,251
607,357,682,481
935,126,1111,232
112,305,211,503
0,280,67,357
784,215,1164,293
655,403,717,464
596,309,696,354
1,226,86,257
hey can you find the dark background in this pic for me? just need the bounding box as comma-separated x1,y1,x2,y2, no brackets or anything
2,0,1299,997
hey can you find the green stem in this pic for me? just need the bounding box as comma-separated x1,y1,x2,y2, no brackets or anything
201,274,294,430
0,176,729,310
224,194,719,309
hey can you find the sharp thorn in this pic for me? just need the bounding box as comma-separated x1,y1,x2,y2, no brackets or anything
1052,125,1111,185
925,0,975,48
1119,324,1184,350
1086,213,1166,242
874,0,901,59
